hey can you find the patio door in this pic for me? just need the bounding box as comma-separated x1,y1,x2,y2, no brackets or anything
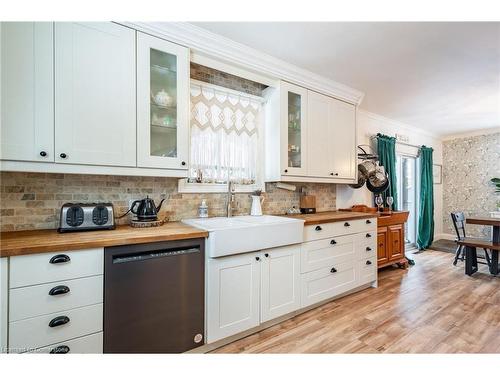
396,154,419,247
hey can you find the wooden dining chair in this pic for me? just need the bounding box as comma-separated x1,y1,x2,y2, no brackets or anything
451,212,491,266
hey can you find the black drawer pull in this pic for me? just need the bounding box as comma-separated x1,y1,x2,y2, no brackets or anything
315,226,322,231
48,285,70,296
255,256,260,261
49,254,70,264
48,315,70,328
366,247,372,251
344,222,350,227
366,220,372,224
264,253,269,257
50,345,70,354
366,260,372,265
330,267,337,273
366,233,372,238
330,239,337,245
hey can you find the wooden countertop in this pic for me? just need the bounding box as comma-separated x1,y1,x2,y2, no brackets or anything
285,211,378,226
0,222,208,258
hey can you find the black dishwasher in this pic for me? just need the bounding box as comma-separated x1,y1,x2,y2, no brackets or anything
104,238,205,353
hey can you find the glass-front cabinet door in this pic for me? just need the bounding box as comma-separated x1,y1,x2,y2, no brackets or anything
137,32,189,170
280,82,308,176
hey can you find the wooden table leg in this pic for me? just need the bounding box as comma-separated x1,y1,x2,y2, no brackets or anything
490,250,499,275
465,246,478,276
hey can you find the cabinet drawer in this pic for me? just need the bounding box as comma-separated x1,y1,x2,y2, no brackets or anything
304,218,376,241
301,235,355,273
9,303,102,351
24,332,103,354
300,259,356,308
355,232,377,260
357,258,377,286
9,275,103,322
10,248,103,288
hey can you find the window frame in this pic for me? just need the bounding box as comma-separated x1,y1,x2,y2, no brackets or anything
178,79,266,194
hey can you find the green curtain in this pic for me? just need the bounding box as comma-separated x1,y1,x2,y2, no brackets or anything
417,146,434,249
376,134,398,210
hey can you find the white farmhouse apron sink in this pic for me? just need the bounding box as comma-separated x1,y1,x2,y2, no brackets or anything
183,215,304,258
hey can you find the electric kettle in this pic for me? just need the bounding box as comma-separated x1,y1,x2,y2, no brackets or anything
130,196,165,222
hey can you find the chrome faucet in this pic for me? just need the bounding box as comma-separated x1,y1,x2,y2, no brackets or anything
226,181,236,217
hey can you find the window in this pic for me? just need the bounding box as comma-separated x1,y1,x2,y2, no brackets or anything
183,80,264,192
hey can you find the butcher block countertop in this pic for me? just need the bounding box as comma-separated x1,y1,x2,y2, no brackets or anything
0,222,208,258
286,211,378,226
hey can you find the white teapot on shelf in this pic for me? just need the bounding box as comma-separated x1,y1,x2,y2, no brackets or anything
153,89,173,107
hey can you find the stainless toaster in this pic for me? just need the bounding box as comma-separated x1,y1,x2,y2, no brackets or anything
58,202,115,233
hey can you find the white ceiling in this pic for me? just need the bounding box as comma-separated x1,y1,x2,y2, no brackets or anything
192,22,500,137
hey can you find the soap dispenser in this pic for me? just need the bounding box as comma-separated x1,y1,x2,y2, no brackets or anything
198,200,208,218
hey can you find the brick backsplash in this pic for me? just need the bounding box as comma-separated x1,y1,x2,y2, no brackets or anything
190,62,267,96
0,172,336,232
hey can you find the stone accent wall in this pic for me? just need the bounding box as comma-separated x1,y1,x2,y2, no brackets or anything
0,172,336,232
190,62,267,96
442,132,500,238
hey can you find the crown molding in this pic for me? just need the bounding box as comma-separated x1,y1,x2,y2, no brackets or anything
122,22,365,105
357,109,442,141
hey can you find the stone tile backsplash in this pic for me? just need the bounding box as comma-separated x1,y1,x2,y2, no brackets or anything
0,172,336,232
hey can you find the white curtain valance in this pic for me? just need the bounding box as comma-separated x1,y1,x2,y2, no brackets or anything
190,82,263,185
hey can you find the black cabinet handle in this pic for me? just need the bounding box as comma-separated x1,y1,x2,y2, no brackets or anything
366,219,372,224
330,172,334,176
181,161,186,166
255,256,260,261
315,226,322,231
334,173,339,176
366,247,372,251
49,254,70,264
50,345,70,354
330,239,337,245
330,267,337,273
39,151,47,157
284,169,288,173
48,315,70,328
264,253,269,257
366,233,372,238
59,153,67,159
366,260,372,265
344,222,351,227
49,285,70,296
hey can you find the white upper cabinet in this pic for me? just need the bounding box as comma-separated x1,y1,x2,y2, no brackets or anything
281,82,308,177
308,91,357,180
137,32,189,170
307,91,331,178
266,81,357,183
1,22,54,162
329,98,356,179
55,22,136,167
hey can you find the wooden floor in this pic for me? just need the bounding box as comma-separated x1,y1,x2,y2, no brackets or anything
212,250,500,353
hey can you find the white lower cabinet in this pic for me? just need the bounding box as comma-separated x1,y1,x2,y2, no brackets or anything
300,259,356,308
261,245,301,322
206,244,301,343
29,332,103,354
7,248,104,353
207,252,261,343
9,303,103,351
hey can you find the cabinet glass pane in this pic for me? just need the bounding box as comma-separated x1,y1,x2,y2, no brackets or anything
287,92,301,168
150,48,177,157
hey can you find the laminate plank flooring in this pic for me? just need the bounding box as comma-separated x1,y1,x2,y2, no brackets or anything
212,250,500,353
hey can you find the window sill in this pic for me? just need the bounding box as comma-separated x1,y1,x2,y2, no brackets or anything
177,179,264,194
